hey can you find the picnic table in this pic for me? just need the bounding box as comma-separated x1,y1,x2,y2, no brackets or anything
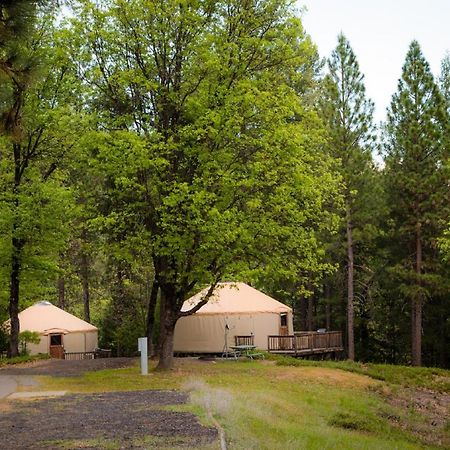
229,345,264,360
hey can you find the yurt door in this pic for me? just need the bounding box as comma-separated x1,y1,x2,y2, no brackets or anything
279,313,289,335
279,313,289,349
49,334,64,359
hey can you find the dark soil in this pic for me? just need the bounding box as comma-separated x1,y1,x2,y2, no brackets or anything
0,390,218,449
0,357,136,377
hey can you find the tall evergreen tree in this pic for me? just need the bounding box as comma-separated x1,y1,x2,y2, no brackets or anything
384,40,449,366
320,34,376,360
439,52,450,112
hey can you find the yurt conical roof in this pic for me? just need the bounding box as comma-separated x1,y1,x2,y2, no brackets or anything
18,301,97,334
180,282,292,315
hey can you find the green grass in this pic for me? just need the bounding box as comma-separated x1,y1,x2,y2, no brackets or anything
0,353,49,367
35,358,449,449
273,356,450,392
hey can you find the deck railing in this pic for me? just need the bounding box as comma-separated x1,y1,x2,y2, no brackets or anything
234,335,254,346
63,349,112,360
268,331,343,355
64,351,95,360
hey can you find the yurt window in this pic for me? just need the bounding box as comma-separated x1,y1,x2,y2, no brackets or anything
280,313,288,327
50,334,62,346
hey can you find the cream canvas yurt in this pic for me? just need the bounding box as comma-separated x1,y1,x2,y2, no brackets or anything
17,301,98,357
173,282,293,353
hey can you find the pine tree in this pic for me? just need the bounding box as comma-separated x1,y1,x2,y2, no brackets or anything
439,52,450,112
384,40,449,366
320,34,376,360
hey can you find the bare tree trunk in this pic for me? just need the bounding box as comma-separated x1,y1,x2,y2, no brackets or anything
346,204,355,361
58,277,65,310
156,288,178,370
325,283,332,331
80,253,90,323
146,279,159,357
307,295,314,331
412,222,422,366
299,296,307,331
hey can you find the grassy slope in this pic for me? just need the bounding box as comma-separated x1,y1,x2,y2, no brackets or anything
274,356,450,392
35,358,450,450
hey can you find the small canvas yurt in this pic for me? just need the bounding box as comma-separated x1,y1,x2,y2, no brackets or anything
17,301,98,357
174,282,293,353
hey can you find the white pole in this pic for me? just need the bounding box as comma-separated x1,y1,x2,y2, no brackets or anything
138,337,148,375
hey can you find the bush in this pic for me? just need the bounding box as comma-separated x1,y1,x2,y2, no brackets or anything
19,330,41,355
0,325,9,353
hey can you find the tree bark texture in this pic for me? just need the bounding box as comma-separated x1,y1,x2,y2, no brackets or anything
346,205,355,361
146,279,159,357
58,277,65,310
307,295,314,331
156,287,178,370
325,283,332,331
299,296,307,331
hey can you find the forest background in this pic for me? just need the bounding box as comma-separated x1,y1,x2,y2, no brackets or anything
0,0,449,369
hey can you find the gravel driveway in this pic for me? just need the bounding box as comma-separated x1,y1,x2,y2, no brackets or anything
0,390,218,449
0,357,136,377
0,359,218,449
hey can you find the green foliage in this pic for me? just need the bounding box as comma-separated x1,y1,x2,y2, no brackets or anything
439,52,450,113
62,0,342,368
383,40,450,366
317,33,383,360
19,330,40,355
0,323,8,351
0,2,448,370
385,41,449,243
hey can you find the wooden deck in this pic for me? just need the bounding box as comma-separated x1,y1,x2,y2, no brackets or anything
268,331,344,356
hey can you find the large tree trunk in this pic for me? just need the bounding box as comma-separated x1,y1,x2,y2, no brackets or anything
156,287,178,370
346,204,355,361
412,223,422,366
146,279,159,357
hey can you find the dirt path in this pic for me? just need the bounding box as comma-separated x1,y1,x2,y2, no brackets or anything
1,390,218,449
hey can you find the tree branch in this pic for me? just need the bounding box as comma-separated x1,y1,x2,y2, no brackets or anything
178,275,222,317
